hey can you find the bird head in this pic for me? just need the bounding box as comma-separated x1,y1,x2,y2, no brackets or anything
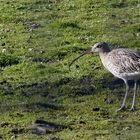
68,42,110,70
90,42,110,53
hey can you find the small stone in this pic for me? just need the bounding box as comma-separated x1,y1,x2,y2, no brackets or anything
29,119,67,135
137,4,140,7
120,20,128,24
79,121,86,124
2,43,5,46
123,126,131,131
29,120,57,135
1,122,10,127
135,33,140,37
0,134,3,139
111,14,116,18
5,28,10,32
93,107,100,111
76,65,79,68
28,48,33,51
2,48,6,53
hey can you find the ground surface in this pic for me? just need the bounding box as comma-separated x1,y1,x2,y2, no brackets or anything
0,0,140,139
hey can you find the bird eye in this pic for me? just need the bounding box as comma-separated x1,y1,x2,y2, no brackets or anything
97,45,101,48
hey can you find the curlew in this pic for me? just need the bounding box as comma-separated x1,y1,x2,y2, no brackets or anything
69,42,140,111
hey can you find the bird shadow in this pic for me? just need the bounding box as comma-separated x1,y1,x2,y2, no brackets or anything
101,77,140,105
103,78,140,90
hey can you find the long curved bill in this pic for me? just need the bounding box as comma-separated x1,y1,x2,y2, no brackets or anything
68,49,92,70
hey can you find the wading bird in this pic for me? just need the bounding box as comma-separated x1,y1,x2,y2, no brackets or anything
69,42,140,111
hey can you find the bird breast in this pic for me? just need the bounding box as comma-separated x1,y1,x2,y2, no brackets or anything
100,54,120,76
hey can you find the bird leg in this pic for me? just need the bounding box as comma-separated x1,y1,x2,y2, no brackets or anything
116,80,129,112
129,81,137,111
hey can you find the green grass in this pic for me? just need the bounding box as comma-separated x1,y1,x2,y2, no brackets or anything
0,0,140,139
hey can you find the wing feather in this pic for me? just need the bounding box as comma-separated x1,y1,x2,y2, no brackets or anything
107,49,140,73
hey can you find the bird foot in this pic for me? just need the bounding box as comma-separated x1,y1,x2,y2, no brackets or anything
116,106,126,112
128,107,135,111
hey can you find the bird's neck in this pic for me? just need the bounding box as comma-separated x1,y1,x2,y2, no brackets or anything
99,51,109,59
99,51,110,67
98,48,111,72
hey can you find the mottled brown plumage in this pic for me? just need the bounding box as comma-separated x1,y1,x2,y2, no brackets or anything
104,49,140,73
69,42,140,111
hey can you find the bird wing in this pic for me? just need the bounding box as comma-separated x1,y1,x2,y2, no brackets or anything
107,49,140,73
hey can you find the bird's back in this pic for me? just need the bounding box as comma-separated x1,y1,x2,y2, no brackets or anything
101,48,140,80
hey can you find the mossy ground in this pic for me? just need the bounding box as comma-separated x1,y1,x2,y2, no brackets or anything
0,0,140,139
